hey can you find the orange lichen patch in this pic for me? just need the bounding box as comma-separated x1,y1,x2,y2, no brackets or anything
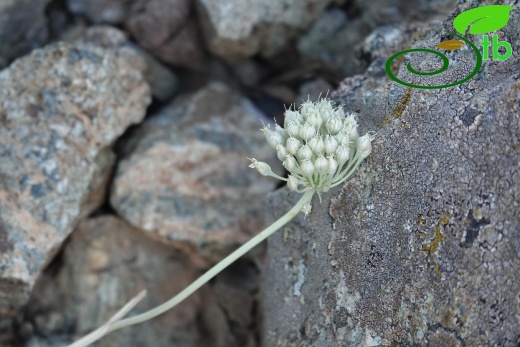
437,39,465,50
391,86,413,120
422,224,446,256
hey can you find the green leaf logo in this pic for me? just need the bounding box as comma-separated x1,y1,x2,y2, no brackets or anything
453,5,514,35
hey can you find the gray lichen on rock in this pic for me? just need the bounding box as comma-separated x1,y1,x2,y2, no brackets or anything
263,1,520,346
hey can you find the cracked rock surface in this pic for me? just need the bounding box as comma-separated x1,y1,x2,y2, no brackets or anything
0,42,150,318
263,1,520,346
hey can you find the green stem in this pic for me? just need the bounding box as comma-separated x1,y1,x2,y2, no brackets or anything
66,190,315,347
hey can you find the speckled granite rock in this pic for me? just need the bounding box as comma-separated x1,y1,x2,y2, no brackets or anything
71,26,179,102
196,0,345,61
6,216,260,347
0,0,52,67
263,2,520,346
111,82,284,263
0,42,150,317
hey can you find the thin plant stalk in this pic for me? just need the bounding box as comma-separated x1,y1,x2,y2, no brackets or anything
66,190,314,347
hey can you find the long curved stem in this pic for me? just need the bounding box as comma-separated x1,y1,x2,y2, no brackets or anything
66,190,315,347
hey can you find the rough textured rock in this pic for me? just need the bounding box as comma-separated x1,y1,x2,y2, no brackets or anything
111,82,283,263
0,42,150,317
6,216,260,347
297,1,455,77
71,26,179,102
0,0,52,67
263,1,520,346
126,0,205,68
196,0,344,61
67,0,205,68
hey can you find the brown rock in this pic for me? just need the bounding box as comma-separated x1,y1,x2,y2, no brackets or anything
111,82,283,263
10,216,260,347
0,42,151,317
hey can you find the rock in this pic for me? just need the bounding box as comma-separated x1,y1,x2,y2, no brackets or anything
263,1,520,346
111,82,283,263
71,26,179,102
196,0,342,61
297,8,357,76
125,0,205,68
79,147,116,218
66,0,130,24
8,216,260,347
297,1,455,78
0,0,52,67
66,0,205,68
296,78,333,105
0,42,151,317
135,19,206,69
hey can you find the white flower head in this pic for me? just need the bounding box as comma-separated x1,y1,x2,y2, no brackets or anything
249,98,374,215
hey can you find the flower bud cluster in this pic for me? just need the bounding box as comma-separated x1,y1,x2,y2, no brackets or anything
249,98,374,215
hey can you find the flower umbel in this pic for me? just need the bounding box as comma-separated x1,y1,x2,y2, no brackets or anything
250,98,374,214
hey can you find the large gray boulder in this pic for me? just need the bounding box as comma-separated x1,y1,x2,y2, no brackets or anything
263,1,520,346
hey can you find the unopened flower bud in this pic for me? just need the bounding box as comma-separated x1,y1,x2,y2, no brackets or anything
263,128,283,148
349,127,359,148
318,99,333,113
286,137,300,155
286,120,300,137
248,158,273,176
301,159,315,177
287,175,299,191
324,135,338,155
357,134,373,158
335,145,350,164
299,123,315,141
326,116,343,135
283,155,297,171
306,113,322,128
335,132,349,146
314,156,328,174
328,156,338,175
297,145,313,160
300,101,316,119
320,110,333,123
284,110,303,125
275,124,288,140
276,144,288,161
308,136,324,155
